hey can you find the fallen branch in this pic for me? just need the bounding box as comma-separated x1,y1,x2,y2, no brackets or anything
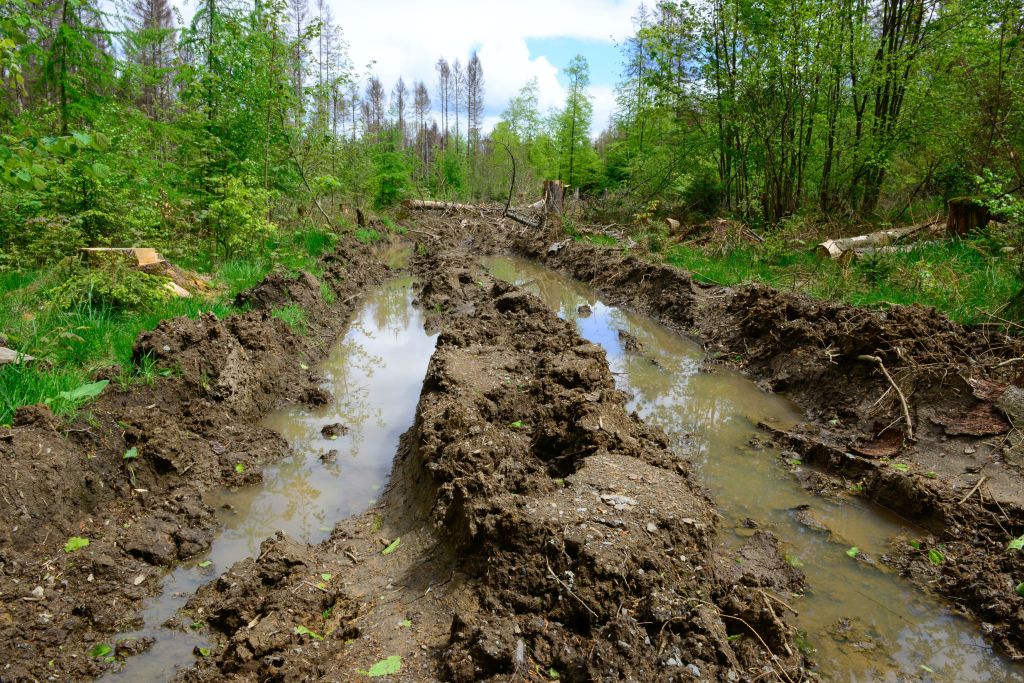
404,199,480,212
958,475,987,505
858,354,915,441
816,217,942,260
545,559,599,619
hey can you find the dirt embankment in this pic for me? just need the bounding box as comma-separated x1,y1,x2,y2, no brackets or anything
0,240,387,680
500,228,1024,659
176,247,806,682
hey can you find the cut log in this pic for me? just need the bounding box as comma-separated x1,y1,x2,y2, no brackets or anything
543,180,564,215
814,218,941,260
78,247,209,297
0,347,36,365
665,217,681,233
404,199,480,212
946,197,991,236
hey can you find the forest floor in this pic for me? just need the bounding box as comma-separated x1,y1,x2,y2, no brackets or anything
0,209,1022,681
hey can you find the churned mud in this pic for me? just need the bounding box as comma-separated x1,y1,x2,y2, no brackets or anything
174,248,805,682
4,208,1024,682
0,239,387,680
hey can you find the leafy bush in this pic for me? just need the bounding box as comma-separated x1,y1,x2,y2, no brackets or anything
46,254,172,312
206,175,277,259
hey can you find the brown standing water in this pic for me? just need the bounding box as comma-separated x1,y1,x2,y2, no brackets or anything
101,276,437,681
484,255,1024,683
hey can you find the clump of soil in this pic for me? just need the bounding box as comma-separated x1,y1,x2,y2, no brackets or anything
0,237,387,680
177,247,807,682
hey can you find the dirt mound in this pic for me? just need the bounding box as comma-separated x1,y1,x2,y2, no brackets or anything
503,228,1024,659
0,237,387,680
178,247,806,682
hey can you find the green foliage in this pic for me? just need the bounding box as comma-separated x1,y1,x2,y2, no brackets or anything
354,228,381,244
46,255,172,313
362,655,401,677
371,132,412,209
381,538,401,555
206,175,277,260
271,303,307,333
64,536,90,553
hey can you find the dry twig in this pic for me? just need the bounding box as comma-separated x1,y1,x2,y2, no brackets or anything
859,354,914,441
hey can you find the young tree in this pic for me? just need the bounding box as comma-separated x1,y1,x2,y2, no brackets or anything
557,54,595,188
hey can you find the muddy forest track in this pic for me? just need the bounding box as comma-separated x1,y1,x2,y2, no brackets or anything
2,211,1023,681
174,247,806,682
496,226,1024,661
415,209,1024,663
0,240,388,681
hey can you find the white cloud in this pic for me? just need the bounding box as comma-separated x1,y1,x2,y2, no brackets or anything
332,0,639,136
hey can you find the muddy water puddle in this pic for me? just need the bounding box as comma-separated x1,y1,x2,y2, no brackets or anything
102,277,436,681
485,256,1023,682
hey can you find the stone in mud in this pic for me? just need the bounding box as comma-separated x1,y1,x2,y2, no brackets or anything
321,422,348,438
618,329,643,352
320,449,339,463
577,304,592,317
996,385,1024,426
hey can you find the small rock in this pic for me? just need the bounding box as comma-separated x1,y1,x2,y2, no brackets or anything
646,522,658,533
30,586,44,598
600,494,637,511
964,447,976,454
665,657,682,667
320,449,339,464
686,663,701,678
133,574,146,586
577,305,592,318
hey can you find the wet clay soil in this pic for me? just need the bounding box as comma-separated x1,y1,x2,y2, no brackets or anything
0,239,387,680
485,254,1024,681
172,248,806,682
2,208,1024,681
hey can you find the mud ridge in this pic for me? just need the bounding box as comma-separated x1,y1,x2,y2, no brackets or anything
175,246,806,682
499,227,1024,659
0,238,388,680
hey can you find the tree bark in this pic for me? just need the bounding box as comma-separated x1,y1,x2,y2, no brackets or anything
543,180,564,215
946,198,991,236
815,218,940,259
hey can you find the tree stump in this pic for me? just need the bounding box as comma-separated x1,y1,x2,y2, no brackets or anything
946,197,991,236
543,180,564,215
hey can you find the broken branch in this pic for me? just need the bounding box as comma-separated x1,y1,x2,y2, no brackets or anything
858,354,915,441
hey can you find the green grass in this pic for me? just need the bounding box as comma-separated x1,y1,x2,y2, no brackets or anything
271,303,308,333
662,236,1021,325
0,226,342,425
354,228,381,244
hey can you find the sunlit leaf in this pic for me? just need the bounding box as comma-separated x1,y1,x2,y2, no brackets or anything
365,655,401,676
381,538,401,555
65,536,89,553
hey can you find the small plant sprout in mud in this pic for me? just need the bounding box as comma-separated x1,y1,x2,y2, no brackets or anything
122,447,138,460
1008,535,1024,551
294,625,324,641
64,536,89,553
234,463,245,474
509,420,526,429
88,643,113,661
197,560,212,568
196,647,213,657
846,546,860,558
359,655,401,677
928,548,946,565
398,619,412,628
1016,583,1024,598
381,538,401,555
